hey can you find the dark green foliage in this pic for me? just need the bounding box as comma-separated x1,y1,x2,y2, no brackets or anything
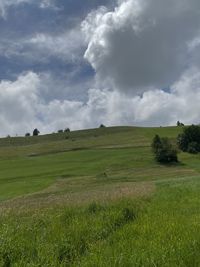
58,129,64,133
2,253,11,267
25,133,30,137
177,125,200,153
187,142,199,154
122,207,136,222
177,121,184,126
64,128,70,132
99,124,106,128
152,135,178,163
33,128,40,136
152,135,162,153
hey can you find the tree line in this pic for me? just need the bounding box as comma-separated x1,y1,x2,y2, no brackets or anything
152,124,200,164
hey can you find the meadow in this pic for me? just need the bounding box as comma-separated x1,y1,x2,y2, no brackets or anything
0,126,200,266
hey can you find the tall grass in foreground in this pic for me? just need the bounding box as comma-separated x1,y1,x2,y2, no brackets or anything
80,178,200,267
1,178,200,266
0,199,145,266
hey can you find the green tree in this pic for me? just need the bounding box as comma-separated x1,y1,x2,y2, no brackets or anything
33,128,40,136
152,134,162,153
177,125,200,153
152,135,178,163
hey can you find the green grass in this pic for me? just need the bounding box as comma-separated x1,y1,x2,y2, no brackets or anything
0,126,189,201
78,177,200,267
0,126,200,266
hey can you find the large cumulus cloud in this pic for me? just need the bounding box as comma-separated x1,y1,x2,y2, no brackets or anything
82,0,200,94
1,0,200,136
1,68,200,136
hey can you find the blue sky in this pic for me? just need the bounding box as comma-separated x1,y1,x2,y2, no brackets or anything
0,0,200,136
0,0,111,82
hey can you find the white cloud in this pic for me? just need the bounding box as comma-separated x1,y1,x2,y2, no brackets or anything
0,0,31,18
1,0,200,136
0,0,58,19
39,0,58,10
1,67,200,137
0,28,85,66
82,0,200,94
26,29,85,62
0,72,85,136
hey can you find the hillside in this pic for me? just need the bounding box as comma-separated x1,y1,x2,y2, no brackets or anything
1,126,200,266
0,126,184,202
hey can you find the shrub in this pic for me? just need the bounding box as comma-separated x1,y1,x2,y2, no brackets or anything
152,135,162,153
99,124,106,128
177,125,200,153
177,121,184,126
187,142,199,154
33,129,40,136
152,135,178,163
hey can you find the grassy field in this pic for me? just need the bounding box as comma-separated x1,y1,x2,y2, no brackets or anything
0,126,200,266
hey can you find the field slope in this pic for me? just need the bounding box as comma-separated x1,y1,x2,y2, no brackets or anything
0,126,200,266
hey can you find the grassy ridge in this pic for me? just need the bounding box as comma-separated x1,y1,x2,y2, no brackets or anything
0,126,200,266
1,179,200,266
0,126,186,201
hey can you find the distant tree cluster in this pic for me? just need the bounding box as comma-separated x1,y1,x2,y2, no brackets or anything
33,128,40,136
58,128,70,133
177,125,200,154
152,135,178,163
177,121,185,127
24,127,71,137
64,128,70,132
99,124,106,128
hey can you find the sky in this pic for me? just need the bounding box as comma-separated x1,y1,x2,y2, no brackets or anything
0,0,200,136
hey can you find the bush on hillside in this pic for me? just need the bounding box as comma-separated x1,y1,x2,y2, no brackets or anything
33,128,40,136
99,124,106,128
152,135,178,163
177,125,200,153
177,121,184,126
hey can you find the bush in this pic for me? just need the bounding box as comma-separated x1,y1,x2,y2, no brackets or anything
177,125,200,153
177,121,184,126
152,135,162,153
33,129,40,136
187,142,199,154
152,135,178,163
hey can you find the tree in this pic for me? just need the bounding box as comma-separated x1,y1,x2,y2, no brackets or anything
33,128,40,136
64,128,70,132
152,135,178,163
177,121,184,126
25,133,30,137
177,125,200,153
151,134,162,153
99,124,106,128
